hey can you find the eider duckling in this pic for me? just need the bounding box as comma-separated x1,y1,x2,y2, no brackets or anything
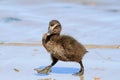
35,20,87,76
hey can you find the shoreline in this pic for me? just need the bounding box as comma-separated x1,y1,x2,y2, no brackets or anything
0,42,120,49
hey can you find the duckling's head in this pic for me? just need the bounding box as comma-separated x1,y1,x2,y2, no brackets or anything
48,20,62,35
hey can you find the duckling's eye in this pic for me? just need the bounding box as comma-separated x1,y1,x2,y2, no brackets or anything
50,24,54,26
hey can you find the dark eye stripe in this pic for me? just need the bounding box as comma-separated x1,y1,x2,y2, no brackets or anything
50,24,54,26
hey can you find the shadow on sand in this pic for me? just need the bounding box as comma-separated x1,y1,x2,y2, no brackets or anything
34,66,80,76
34,66,85,80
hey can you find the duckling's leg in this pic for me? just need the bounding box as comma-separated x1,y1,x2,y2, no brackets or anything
73,60,84,76
35,55,58,74
50,55,58,67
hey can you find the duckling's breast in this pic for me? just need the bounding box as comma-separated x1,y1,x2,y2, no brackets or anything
45,41,69,61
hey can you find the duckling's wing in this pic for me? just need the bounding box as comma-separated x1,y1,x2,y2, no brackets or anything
60,35,76,53
60,35,86,54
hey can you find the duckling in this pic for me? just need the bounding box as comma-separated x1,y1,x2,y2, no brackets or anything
35,20,87,76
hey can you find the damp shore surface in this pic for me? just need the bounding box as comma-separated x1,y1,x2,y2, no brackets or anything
0,0,120,80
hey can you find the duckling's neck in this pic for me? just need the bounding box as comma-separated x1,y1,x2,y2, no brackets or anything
50,34,60,42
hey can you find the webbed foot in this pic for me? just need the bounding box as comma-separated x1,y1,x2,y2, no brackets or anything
73,70,84,76
34,66,51,74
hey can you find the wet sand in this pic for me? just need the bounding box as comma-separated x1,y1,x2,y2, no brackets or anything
0,45,120,80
